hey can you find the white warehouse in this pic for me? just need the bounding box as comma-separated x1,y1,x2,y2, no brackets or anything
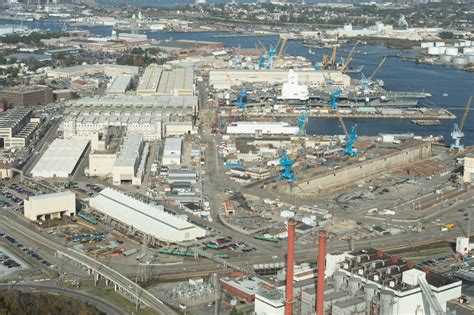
31,139,89,178
24,191,76,221
89,188,206,242
162,137,182,166
226,121,299,136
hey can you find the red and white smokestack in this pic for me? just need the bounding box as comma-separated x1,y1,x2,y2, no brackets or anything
316,230,327,315
285,219,296,315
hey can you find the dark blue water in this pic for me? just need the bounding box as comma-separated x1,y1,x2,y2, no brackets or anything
2,19,473,145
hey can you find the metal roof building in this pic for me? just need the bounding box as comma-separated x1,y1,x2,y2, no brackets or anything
106,74,133,95
89,188,206,242
136,65,194,96
162,137,182,166
31,139,89,178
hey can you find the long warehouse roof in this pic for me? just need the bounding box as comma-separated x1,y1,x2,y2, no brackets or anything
90,188,206,242
31,139,89,178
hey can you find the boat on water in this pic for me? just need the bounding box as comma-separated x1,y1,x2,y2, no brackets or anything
308,48,316,55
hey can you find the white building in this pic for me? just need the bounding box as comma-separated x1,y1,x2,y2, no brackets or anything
89,188,206,242
162,137,182,166
31,139,89,178
24,191,76,221
226,121,299,136
281,70,309,101
464,156,474,184
46,64,139,80
112,133,148,185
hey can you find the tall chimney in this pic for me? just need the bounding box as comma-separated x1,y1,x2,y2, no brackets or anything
285,219,296,315
316,230,327,315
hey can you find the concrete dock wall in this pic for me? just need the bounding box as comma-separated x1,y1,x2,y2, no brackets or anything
295,143,432,194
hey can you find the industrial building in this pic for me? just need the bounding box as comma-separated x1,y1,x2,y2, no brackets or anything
162,137,182,166
253,228,462,315
209,69,350,90
0,108,39,149
31,139,89,178
226,121,299,136
62,95,198,141
46,64,139,79
89,188,206,243
24,191,76,221
0,85,53,107
136,65,195,96
281,70,309,100
105,75,133,95
112,133,148,185
464,155,474,184
87,132,148,186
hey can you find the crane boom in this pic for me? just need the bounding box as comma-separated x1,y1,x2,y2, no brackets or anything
329,45,337,65
341,40,360,71
369,55,387,81
460,96,472,131
337,110,349,138
277,36,288,60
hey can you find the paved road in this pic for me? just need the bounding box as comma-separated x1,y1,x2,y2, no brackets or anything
0,216,176,315
0,283,126,315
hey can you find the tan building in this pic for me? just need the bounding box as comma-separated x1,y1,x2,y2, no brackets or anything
136,64,195,96
24,191,76,221
464,156,474,185
0,85,52,107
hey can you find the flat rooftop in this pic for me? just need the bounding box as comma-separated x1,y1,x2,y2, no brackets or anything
90,188,206,242
31,139,89,178
106,74,133,95
114,133,143,167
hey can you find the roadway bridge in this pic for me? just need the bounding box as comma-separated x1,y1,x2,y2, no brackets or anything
57,249,176,314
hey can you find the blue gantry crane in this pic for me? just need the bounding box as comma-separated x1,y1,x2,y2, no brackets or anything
330,89,341,109
258,55,266,70
238,88,247,109
268,45,276,70
279,147,296,181
343,125,358,158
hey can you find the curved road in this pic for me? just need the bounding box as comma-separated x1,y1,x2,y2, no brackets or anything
0,283,126,315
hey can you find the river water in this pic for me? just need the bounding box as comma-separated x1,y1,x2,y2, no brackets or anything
2,19,473,145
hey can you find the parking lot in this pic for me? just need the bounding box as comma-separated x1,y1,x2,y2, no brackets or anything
0,245,29,278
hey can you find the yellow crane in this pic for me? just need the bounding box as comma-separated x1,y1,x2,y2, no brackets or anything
340,40,360,71
369,55,388,81
328,44,337,65
322,53,328,65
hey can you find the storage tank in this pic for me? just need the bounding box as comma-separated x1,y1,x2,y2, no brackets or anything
348,277,362,296
427,47,440,55
445,47,459,56
453,56,468,66
440,54,453,63
333,271,346,290
380,290,395,315
364,284,378,304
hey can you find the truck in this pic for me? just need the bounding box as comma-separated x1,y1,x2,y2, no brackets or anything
123,248,138,257
441,223,455,231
